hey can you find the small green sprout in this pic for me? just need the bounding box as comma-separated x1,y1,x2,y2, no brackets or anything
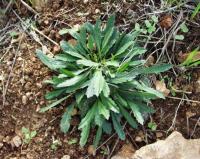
21,127,37,144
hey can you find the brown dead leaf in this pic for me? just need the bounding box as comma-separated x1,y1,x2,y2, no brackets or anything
160,15,173,29
53,45,61,53
186,111,196,118
68,39,77,46
145,55,155,66
155,80,170,97
88,145,96,156
71,108,78,116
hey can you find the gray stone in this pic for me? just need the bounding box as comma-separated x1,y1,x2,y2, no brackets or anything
112,131,200,159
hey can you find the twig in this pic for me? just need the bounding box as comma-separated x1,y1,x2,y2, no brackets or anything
156,11,183,63
12,10,59,46
190,117,200,138
107,138,119,159
31,26,59,46
167,95,184,133
20,0,38,14
167,96,200,104
4,0,13,14
2,34,24,108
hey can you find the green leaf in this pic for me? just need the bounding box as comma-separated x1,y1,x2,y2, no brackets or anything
93,126,102,148
40,95,70,112
175,35,184,40
131,81,165,99
102,81,110,97
140,64,172,74
106,61,119,67
102,121,112,135
77,59,99,67
94,19,102,54
79,104,96,129
60,40,85,59
36,49,66,70
100,95,119,113
118,104,138,128
191,3,200,19
86,70,105,98
151,15,158,23
95,112,104,126
135,23,140,31
57,72,88,88
75,90,85,105
80,124,90,147
148,122,157,131
181,47,199,66
45,89,66,100
59,68,75,77
104,14,115,34
111,113,125,140
88,35,94,51
21,127,29,134
128,101,144,125
102,27,114,54
180,22,189,33
58,28,69,35
145,20,151,28
60,103,75,133
98,100,110,120
68,138,78,145
115,41,135,56
55,54,77,62
30,131,37,138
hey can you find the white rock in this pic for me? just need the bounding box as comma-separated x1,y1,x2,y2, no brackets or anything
112,131,200,159
22,95,27,105
61,155,70,159
12,136,22,147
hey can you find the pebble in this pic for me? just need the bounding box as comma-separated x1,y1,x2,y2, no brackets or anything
135,136,143,142
61,155,70,159
12,136,22,147
0,142,3,148
36,83,42,88
95,9,100,14
156,132,163,138
83,0,89,4
22,95,27,105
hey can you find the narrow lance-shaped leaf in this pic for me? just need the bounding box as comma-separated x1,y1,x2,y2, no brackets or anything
79,104,96,129
111,112,125,140
57,72,88,88
45,89,66,100
80,124,90,147
132,81,165,99
60,40,85,59
98,100,110,120
93,126,103,148
40,95,71,112
140,64,172,74
60,103,75,133
118,104,138,128
128,101,144,125
77,59,99,67
36,49,66,70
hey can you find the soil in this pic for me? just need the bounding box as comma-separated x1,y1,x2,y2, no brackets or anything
0,0,200,159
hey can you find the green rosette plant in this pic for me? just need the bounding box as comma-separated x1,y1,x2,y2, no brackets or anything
36,15,172,147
